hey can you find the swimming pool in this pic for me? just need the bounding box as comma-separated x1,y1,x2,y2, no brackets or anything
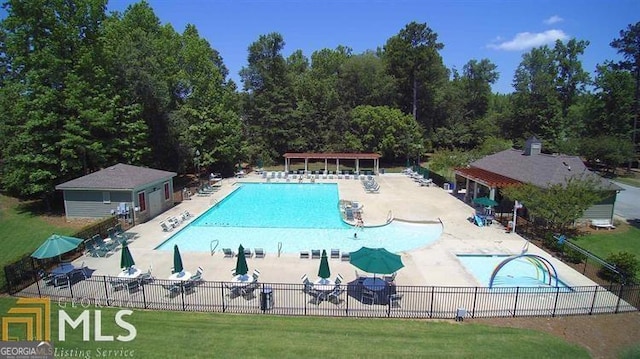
456,254,570,288
155,183,443,254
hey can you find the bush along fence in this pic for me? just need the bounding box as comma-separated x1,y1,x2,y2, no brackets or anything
18,274,640,319
2,216,119,293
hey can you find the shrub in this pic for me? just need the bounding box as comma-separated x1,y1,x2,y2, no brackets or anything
598,251,639,283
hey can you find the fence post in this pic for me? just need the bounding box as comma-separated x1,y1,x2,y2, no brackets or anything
615,283,624,314
429,286,435,318
512,287,519,317
552,287,560,317
103,276,111,306
471,287,478,319
221,282,227,312
589,286,598,315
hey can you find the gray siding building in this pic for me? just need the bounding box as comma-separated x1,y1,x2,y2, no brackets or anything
56,163,177,223
455,137,621,223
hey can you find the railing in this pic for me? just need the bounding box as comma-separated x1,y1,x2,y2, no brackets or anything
19,276,639,319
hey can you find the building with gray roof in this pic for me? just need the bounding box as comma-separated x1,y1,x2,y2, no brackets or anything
56,163,177,223
455,137,620,223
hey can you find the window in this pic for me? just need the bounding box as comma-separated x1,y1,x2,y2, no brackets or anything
102,192,111,204
164,182,170,200
137,191,146,212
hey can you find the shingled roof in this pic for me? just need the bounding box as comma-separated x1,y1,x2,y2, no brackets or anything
56,163,177,191
470,149,619,190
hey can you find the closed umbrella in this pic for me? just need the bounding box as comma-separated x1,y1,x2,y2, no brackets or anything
173,245,184,274
31,234,83,260
235,244,248,277
120,242,135,270
349,247,404,275
317,249,331,283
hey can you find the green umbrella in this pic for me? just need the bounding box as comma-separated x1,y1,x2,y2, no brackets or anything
235,244,248,276
173,245,184,274
349,247,404,275
120,242,135,270
473,197,498,207
31,234,83,260
317,249,331,279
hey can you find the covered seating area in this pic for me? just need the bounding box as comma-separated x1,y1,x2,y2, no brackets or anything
283,152,382,175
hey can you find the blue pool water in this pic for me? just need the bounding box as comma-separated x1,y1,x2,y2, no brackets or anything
156,183,443,254
457,254,570,288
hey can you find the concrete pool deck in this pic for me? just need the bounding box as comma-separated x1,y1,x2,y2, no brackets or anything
76,173,598,288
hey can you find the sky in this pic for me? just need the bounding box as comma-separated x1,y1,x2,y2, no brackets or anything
4,0,640,93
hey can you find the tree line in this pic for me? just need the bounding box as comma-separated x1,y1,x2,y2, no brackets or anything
0,0,638,203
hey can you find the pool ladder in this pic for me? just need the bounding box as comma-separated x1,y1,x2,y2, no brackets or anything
210,239,219,256
278,242,282,257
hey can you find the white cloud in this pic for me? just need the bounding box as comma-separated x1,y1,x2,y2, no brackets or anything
543,15,564,25
487,29,568,51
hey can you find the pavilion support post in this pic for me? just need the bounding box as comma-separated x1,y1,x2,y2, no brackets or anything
336,158,340,174
285,158,289,173
324,159,328,174
304,158,308,173
375,159,379,174
464,178,470,202
356,159,360,174
489,187,496,201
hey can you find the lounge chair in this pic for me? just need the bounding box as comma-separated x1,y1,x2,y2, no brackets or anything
190,267,204,282
244,247,252,258
300,250,310,259
474,215,484,227
160,221,173,232
330,249,340,259
345,208,355,221
254,248,265,258
252,269,261,281
126,280,141,295
163,283,182,298
222,248,235,258
341,252,350,261
311,249,321,259
140,268,155,284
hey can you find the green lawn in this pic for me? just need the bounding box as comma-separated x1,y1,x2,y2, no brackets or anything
0,297,589,358
574,223,640,260
0,195,77,265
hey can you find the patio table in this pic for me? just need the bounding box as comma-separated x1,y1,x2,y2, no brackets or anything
118,267,142,279
313,278,335,292
168,271,192,281
231,274,254,287
50,263,76,276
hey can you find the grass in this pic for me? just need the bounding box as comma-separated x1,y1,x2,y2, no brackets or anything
573,222,640,259
0,297,589,358
0,195,77,266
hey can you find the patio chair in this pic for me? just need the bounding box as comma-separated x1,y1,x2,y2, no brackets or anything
163,283,182,299
384,272,397,283
330,249,340,259
311,249,321,259
140,268,155,284
182,280,196,294
254,248,265,258
160,221,173,232
327,285,345,305
38,270,55,286
85,241,109,257
126,280,141,295
222,248,235,258
334,274,344,285
361,288,375,305
109,278,126,292
388,293,404,308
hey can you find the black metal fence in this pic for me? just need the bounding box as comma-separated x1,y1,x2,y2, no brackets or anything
19,274,640,319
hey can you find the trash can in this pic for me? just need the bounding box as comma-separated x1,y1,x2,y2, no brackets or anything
380,168,385,174
260,286,273,310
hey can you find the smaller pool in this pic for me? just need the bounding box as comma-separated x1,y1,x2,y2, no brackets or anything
457,254,570,289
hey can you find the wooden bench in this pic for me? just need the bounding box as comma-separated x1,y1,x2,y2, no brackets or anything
590,219,615,230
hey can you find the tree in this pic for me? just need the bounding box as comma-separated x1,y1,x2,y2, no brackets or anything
500,178,607,234
0,0,111,204
383,22,448,133
579,135,635,173
586,62,635,136
610,22,640,156
240,33,296,161
345,106,423,161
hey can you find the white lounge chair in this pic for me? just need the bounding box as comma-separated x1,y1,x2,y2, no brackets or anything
254,248,265,258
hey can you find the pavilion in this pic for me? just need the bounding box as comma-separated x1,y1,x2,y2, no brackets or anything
283,152,381,174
